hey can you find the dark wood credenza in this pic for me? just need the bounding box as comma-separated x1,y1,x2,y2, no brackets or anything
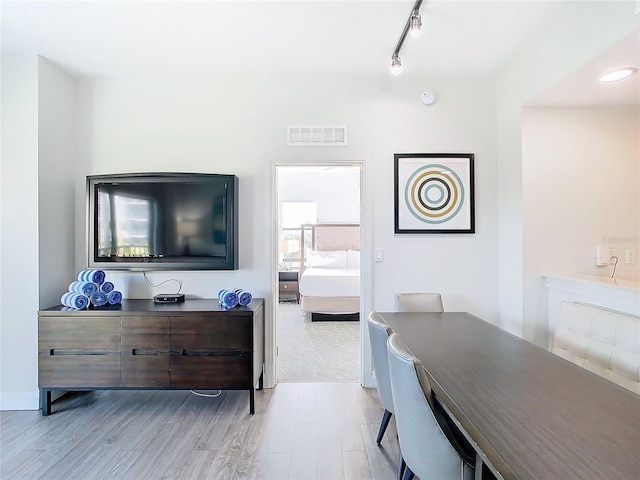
38,298,264,415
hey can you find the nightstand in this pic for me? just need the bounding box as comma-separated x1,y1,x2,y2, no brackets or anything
278,271,300,303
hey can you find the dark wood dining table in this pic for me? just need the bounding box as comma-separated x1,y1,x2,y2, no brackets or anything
378,311,640,480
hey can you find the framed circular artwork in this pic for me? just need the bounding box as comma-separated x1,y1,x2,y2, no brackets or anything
394,153,475,234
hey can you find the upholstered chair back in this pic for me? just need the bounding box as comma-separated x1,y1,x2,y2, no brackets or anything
367,311,394,414
394,293,444,313
387,333,474,480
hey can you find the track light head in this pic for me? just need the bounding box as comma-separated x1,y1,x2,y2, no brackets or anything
391,54,402,74
389,0,423,74
409,9,422,35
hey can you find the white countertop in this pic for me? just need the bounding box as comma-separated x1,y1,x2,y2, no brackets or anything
544,274,640,291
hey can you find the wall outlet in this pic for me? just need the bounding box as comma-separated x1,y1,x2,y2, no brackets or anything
626,249,636,265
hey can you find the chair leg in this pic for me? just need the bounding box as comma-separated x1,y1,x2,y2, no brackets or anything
376,409,393,444
402,465,415,480
397,450,406,480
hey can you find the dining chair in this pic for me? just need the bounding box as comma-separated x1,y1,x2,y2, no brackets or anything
367,311,395,443
367,311,407,480
387,332,475,480
394,292,444,312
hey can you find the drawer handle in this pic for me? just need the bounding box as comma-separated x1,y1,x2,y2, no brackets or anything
50,349,110,355
180,349,244,357
132,348,160,356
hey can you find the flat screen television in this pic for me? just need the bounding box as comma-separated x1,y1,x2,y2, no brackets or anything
87,173,238,270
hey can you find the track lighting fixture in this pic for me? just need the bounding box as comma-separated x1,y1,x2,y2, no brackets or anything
391,53,402,74
409,9,422,35
391,0,423,74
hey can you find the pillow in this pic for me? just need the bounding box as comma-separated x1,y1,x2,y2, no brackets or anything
347,250,361,269
306,249,347,269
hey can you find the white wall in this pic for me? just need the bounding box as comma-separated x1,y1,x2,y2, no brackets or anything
367,79,499,322
278,167,360,223
75,74,498,310
72,73,499,389
0,55,40,409
522,106,640,347
38,58,78,309
496,1,639,340
2,2,637,409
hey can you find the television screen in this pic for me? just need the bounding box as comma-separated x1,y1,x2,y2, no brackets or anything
87,173,238,270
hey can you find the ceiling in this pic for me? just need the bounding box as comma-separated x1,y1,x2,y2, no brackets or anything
1,1,638,105
529,29,639,107
0,0,580,77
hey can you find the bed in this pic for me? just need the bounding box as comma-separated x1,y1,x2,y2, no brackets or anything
299,224,360,321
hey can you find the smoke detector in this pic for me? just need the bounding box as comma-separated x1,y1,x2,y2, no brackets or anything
420,91,436,105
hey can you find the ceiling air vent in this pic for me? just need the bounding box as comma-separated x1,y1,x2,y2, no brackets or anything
287,125,348,147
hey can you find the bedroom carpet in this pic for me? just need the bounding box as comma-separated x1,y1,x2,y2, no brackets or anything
276,302,360,383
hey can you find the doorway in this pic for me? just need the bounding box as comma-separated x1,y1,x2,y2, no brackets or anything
274,164,363,383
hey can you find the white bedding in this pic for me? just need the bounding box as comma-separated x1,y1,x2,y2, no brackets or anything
299,267,360,297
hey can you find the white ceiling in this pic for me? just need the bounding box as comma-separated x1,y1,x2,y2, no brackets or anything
529,29,640,107
1,0,638,105
0,0,580,77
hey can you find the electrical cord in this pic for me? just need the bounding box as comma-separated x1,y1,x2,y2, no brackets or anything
610,256,619,278
142,271,217,399
143,271,183,294
142,272,217,399
190,390,222,398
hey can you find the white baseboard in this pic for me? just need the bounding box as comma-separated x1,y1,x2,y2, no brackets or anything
0,390,40,411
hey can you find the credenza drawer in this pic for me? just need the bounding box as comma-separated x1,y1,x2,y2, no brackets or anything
170,316,252,350
122,316,170,351
38,316,120,351
170,353,252,389
122,352,170,388
38,352,121,387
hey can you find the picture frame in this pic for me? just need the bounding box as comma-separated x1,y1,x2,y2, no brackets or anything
394,153,475,234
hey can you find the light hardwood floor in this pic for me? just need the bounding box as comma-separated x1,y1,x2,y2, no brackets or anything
0,384,399,479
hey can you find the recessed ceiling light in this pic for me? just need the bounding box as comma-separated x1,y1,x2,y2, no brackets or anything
599,67,637,83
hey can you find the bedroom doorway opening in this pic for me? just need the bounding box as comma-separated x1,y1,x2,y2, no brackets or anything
275,164,362,383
